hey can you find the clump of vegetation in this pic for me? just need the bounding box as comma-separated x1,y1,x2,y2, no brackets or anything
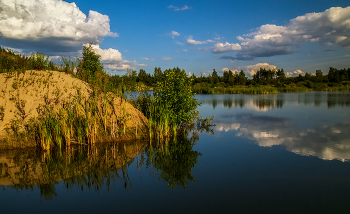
0,45,211,151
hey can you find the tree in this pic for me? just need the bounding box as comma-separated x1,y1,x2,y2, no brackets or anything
153,67,163,83
315,69,323,83
212,69,219,84
277,69,286,82
81,43,103,84
154,67,199,125
237,70,247,85
138,69,147,82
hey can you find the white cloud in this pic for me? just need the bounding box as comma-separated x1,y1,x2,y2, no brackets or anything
85,44,146,71
142,57,155,61
245,63,277,77
234,6,350,58
215,122,240,132
168,5,191,11
214,34,224,40
286,69,305,77
183,49,188,52
285,72,293,77
187,36,215,45
171,31,180,38
162,57,172,61
222,68,229,72
176,42,184,45
0,0,117,54
212,42,241,53
220,68,238,73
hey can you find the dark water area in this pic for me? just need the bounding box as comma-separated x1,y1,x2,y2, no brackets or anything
1,91,350,213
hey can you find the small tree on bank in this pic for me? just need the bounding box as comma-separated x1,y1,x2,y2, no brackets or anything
154,67,199,126
80,44,104,84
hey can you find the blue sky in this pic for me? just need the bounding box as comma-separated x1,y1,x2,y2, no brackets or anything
1,0,350,77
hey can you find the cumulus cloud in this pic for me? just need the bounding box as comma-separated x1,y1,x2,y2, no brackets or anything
168,5,191,11
162,57,172,61
0,0,117,55
222,68,230,72
170,31,180,39
286,69,305,77
213,6,350,59
245,63,277,77
187,36,215,45
212,42,241,53
85,44,146,71
220,68,238,73
240,7,350,57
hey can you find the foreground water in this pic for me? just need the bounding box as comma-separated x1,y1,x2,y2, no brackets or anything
1,91,350,213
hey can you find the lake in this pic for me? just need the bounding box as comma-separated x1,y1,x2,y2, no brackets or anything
1,91,350,213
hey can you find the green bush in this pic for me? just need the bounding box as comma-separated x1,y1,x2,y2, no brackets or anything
154,67,199,125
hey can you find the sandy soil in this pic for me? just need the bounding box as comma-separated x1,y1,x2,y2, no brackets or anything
0,70,148,139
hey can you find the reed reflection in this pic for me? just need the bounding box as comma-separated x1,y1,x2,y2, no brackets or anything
0,121,213,199
0,141,147,199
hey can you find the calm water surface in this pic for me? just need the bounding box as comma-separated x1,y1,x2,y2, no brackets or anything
1,91,350,214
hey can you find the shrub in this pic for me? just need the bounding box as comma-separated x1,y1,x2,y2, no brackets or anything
154,67,199,125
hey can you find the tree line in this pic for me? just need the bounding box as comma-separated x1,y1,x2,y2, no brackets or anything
1,45,349,92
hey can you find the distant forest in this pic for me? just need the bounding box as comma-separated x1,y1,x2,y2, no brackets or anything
1,46,349,93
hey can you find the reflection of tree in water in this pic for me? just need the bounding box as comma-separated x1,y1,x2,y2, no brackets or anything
327,93,350,108
223,99,233,108
234,98,245,108
0,121,215,199
254,98,275,110
202,92,350,110
0,141,147,200
223,98,245,109
253,96,284,110
146,133,201,188
212,99,217,109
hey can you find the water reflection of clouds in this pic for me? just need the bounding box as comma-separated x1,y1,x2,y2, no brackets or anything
215,115,350,162
214,122,240,132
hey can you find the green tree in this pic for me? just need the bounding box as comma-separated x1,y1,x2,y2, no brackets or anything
277,69,286,82
212,69,219,84
237,70,247,85
154,67,199,125
153,67,163,83
315,69,323,83
81,44,103,84
138,69,147,82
